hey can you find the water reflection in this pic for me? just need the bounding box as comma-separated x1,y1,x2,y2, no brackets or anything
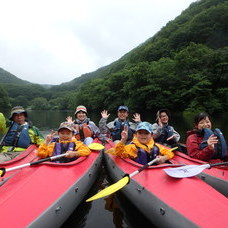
62,163,155,228
26,110,228,143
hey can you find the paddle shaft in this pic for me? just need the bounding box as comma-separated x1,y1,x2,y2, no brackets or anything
129,158,159,178
2,153,68,173
86,147,177,202
209,161,228,168
130,146,178,178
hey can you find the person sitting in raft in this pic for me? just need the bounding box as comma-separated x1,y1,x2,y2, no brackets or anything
111,121,174,165
99,105,141,144
0,106,44,162
66,105,100,146
152,109,180,147
37,122,91,163
186,112,228,162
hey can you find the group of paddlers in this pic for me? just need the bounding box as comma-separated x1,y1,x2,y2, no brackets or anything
0,105,227,164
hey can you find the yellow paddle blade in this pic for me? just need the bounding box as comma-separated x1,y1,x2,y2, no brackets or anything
105,148,115,154
86,176,130,202
0,170,4,177
88,143,104,150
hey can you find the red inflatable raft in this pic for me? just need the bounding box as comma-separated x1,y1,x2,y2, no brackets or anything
104,152,228,227
170,150,228,197
0,144,102,227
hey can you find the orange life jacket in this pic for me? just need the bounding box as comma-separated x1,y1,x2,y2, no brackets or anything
75,123,93,140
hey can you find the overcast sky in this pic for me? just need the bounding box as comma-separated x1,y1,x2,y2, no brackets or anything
0,0,196,85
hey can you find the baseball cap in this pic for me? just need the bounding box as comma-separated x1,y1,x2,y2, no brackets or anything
136,122,153,133
58,122,75,132
118,105,129,112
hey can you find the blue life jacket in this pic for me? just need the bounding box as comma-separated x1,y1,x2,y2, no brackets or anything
111,120,134,141
134,144,160,165
53,141,76,163
199,128,227,159
3,122,31,148
155,125,174,144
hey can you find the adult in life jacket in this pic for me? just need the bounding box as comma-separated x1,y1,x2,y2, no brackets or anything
37,121,91,163
111,122,174,165
186,112,228,163
66,105,100,146
99,105,141,144
0,106,44,162
152,109,180,147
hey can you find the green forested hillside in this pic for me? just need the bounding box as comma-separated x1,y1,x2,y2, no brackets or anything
0,68,31,85
1,0,228,114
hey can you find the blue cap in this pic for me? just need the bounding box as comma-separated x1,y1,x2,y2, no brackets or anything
136,122,153,133
118,105,129,112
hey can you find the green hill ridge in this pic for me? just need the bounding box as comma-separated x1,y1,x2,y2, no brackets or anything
1,0,227,114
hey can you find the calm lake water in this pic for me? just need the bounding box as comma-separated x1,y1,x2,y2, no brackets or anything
25,110,228,143
1,109,228,227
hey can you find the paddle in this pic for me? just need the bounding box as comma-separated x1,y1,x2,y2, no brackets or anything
0,152,69,177
0,143,104,177
164,161,228,178
86,147,177,202
86,157,159,202
88,143,104,150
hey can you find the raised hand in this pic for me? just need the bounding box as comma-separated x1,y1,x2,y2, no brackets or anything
101,110,110,119
45,130,56,144
132,113,141,122
158,117,163,127
66,116,73,123
167,135,175,141
120,125,128,144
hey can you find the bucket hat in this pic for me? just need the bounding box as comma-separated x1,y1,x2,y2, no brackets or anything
9,106,27,120
74,105,87,115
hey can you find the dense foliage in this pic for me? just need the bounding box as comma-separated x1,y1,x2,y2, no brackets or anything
0,0,228,114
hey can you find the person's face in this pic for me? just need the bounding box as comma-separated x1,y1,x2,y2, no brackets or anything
13,113,26,125
117,110,128,121
196,117,212,130
76,111,87,121
136,130,152,144
58,129,74,141
159,112,169,124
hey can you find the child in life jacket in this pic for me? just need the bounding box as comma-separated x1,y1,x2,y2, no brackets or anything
112,122,174,165
66,105,100,146
37,122,91,163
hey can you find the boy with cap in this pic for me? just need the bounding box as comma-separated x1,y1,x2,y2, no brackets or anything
37,121,91,163
112,122,174,165
0,106,44,162
66,105,100,146
99,105,141,144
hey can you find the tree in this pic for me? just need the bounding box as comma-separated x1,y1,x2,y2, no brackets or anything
0,85,10,109
31,97,50,110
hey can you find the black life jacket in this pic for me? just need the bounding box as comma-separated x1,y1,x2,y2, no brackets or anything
155,125,174,145
52,139,77,163
111,120,134,141
199,128,227,159
134,144,160,165
3,122,31,149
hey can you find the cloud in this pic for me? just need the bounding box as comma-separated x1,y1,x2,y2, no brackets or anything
0,0,195,85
